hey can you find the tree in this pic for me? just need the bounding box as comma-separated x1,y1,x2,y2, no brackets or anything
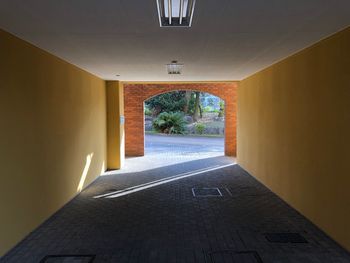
193,92,201,121
145,91,186,115
183,90,192,114
145,90,204,120
218,100,225,117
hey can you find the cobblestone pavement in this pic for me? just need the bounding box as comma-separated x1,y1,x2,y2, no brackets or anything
2,136,350,262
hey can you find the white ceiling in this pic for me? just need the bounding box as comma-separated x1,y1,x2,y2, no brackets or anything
0,0,350,81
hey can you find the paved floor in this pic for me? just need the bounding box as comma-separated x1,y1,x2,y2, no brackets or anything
116,134,225,173
2,136,350,262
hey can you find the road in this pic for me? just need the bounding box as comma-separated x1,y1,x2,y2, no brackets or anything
145,134,224,155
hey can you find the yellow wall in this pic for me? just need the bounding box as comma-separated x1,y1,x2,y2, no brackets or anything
106,81,125,169
0,29,107,256
238,27,350,250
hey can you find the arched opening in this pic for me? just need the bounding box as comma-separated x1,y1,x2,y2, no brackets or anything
144,90,225,160
123,82,237,158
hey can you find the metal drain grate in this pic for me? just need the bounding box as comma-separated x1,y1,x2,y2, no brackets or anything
207,250,263,263
265,233,308,243
192,188,222,197
40,255,95,263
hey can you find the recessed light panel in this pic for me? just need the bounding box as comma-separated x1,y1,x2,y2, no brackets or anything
156,0,196,27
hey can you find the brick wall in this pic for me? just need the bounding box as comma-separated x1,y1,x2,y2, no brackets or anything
124,83,238,156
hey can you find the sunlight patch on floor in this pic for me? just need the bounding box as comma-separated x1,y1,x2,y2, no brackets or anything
94,163,236,199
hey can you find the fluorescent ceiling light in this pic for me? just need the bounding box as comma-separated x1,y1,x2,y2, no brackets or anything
167,60,183,74
156,0,196,27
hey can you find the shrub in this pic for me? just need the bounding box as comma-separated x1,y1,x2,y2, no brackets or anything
218,101,225,117
144,106,152,116
195,123,206,134
152,112,187,134
203,106,214,113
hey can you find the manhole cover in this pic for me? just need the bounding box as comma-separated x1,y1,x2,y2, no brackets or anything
192,188,222,197
265,233,308,243
40,255,95,263
207,250,263,263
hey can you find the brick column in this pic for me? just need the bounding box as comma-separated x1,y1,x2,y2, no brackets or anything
124,87,145,156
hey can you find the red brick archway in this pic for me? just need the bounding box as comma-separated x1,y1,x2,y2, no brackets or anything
124,82,238,156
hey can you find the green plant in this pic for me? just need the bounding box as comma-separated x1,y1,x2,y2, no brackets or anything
152,112,187,134
218,100,225,117
144,106,152,116
195,123,205,134
145,91,187,115
203,106,214,113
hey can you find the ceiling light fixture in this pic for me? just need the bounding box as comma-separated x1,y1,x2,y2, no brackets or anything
166,60,183,74
156,0,196,27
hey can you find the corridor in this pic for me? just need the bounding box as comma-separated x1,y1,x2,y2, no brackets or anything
3,151,350,262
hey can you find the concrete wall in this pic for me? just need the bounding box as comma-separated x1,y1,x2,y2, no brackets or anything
0,29,107,256
238,27,350,250
123,82,238,156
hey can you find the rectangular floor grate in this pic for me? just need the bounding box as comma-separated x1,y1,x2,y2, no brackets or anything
265,233,308,243
207,250,263,263
192,187,222,197
40,255,95,263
